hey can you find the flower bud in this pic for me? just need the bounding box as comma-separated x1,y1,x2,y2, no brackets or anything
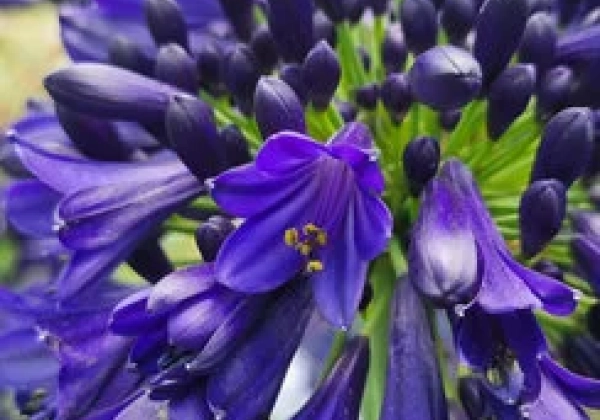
408,46,482,110
108,36,154,76
267,0,314,63
530,107,594,187
381,279,448,419
144,0,188,50
571,235,600,294
250,26,279,74
44,63,179,123
536,65,573,119
381,25,407,74
280,64,309,104
221,125,251,167
518,12,557,72
196,41,224,92
313,11,336,46
303,40,341,110
354,83,380,110
290,337,369,420
56,105,130,161
403,136,440,196
519,179,566,258
224,45,261,115
408,177,479,306
439,109,462,130
165,94,227,180
441,0,478,44
195,216,235,262
254,77,306,139
399,0,438,53
486,64,536,139
217,0,254,40
381,73,412,116
155,44,199,93
473,0,528,86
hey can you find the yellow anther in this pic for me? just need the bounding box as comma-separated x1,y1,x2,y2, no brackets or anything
298,243,312,256
284,228,299,246
316,231,327,246
303,223,319,235
306,260,324,273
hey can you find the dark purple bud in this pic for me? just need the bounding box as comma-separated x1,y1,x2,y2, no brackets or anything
518,12,557,72
381,72,412,116
254,77,306,139
313,11,336,46
532,259,564,281
563,335,600,379
128,239,173,283
44,63,179,123
267,0,314,63
571,235,600,294
408,177,479,306
290,337,369,420
196,41,224,92
458,377,488,420
536,66,573,119
403,136,440,196
250,26,279,73
381,279,448,419
221,125,252,166
399,0,438,53
217,0,255,40
206,281,314,419
369,0,390,15
144,0,188,50
354,83,380,110
473,0,528,86
486,64,536,139
108,36,154,76
165,95,227,180
337,101,358,122
439,109,462,130
195,216,235,262
303,40,341,110
408,46,482,110
531,107,594,187
280,64,309,104
56,105,130,161
316,0,346,22
224,45,261,115
381,25,407,74
519,179,567,258
155,44,199,94
346,0,366,23
587,304,600,341
441,0,478,44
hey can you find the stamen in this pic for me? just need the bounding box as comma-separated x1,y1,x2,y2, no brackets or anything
306,260,324,272
284,228,299,246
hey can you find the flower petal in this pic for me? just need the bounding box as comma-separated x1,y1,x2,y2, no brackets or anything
5,180,61,238
540,355,600,409
254,131,326,174
353,189,392,260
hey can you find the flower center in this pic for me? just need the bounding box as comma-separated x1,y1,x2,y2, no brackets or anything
284,223,328,273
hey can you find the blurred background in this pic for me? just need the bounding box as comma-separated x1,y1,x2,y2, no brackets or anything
0,2,66,128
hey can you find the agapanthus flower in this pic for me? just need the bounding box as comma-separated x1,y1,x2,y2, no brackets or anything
2,0,600,418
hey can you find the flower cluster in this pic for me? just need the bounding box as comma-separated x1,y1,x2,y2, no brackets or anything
1,0,600,419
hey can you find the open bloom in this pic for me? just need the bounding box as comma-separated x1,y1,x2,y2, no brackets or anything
211,122,392,327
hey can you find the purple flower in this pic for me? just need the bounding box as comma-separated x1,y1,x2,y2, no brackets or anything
211,123,392,328
410,159,577,315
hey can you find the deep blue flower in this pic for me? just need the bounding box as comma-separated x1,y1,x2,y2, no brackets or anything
211,123,391,328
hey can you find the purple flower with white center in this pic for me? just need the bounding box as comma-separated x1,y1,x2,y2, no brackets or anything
211,122,392,328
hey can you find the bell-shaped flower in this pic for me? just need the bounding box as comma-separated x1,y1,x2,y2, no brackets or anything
381,279,448,420
410,159,577,315
211,123,392,328
290,337,369,420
